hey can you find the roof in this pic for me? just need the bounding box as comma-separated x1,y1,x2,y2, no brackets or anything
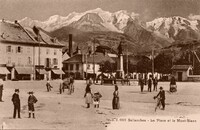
26,27,65,47
15,67,33,74
63,52,115,64
171,65,192,70
0,21,36,44
0,20,64,47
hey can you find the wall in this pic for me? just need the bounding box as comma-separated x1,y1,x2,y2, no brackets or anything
0,42,34,67
34,46,63,69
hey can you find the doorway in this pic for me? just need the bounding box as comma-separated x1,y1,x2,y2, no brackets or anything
178,72,182,81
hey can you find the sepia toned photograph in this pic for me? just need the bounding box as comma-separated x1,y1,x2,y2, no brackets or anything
0,0,200,129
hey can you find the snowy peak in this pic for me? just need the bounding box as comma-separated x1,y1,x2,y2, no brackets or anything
19,8,138,32
146,16,200,40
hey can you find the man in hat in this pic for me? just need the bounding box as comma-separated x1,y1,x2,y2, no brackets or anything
154,87,165,110
28,91,38,118
0,77,4,102
12,89,21,118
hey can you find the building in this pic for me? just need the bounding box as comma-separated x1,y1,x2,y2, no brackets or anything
62,52,115,79
0,20,64,80
171,65,193,81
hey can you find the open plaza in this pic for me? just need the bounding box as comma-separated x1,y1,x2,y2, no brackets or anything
0,80,200,130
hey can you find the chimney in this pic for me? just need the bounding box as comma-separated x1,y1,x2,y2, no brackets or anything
76,46,81,54
69,34,73,57
14,20,18,24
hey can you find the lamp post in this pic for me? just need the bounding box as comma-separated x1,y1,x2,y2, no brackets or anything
93,38,96,83
126,42,128,75
152,48,154,78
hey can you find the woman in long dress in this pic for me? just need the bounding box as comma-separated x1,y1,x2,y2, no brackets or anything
112,85,120,109
84,84,93,108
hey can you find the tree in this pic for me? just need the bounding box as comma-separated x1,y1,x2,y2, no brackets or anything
154,53,172,74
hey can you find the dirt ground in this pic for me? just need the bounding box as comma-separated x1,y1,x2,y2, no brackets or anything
0,80,200,130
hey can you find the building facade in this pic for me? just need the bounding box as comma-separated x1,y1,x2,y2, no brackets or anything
0,20,64,80
63,53,115,79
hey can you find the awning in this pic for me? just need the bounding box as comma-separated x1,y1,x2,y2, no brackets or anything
0,67,10,74
15,67,33,74
36,69,48,74
52,69,65,75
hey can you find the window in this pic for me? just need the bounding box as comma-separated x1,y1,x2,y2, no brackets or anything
53,58,58,65
87,64,90,70
28,57,32,65
76,64,79,71
46,48,50,55
46,58,51,68
70,64,73,70
54,49,57,55
6,46,11,52
16,46,22,53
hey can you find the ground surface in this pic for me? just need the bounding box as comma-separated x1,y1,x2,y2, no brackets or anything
0,80,200,130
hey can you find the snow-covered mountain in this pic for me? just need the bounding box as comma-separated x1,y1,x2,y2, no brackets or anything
19,8,139,32
146,16,200,41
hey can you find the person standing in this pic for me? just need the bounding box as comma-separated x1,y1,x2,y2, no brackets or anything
69,75,74,94
0,77,4,102
148,75,153,92
153,77,158,91
46,79,53,92
28,91,38,118
154,87,165,110
112,85,120,109
12,89,21,119
84,84,93,108
139,77,144,92
170,75,177,92
93,92,102,108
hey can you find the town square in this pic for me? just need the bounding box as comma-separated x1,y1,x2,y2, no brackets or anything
0,80,200,129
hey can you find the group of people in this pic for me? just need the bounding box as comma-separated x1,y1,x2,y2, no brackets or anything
84,84,120,110
11,89,38,119
138,75,158,92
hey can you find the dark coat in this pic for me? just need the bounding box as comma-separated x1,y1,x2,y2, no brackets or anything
28,95,38,104
156,90,165,100
12,93,20,105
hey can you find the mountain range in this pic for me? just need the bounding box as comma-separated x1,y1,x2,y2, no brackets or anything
19,8,200,54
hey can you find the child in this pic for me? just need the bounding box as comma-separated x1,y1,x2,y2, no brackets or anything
28,91,38,118
93,92,102,108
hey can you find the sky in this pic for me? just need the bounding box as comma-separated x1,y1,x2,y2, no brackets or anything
0,0,200,22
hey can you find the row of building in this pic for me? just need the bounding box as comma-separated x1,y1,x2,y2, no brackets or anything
0,20,116,81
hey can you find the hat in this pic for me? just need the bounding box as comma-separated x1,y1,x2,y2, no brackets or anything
159,87,163,90
15,89,19,92
28,91,34,94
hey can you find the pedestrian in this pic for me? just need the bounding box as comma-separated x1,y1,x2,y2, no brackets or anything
46,79,53,92
0,77,4,102
112,85,120,109
148,75,153,92
154,87,165,110
139,77,144,92
153,77,158,91
93,92,102,108
58,79,63,94
170,75,177,92
12,89,21,119
68,75,74,94
28,91,38,118
84,84,93,108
